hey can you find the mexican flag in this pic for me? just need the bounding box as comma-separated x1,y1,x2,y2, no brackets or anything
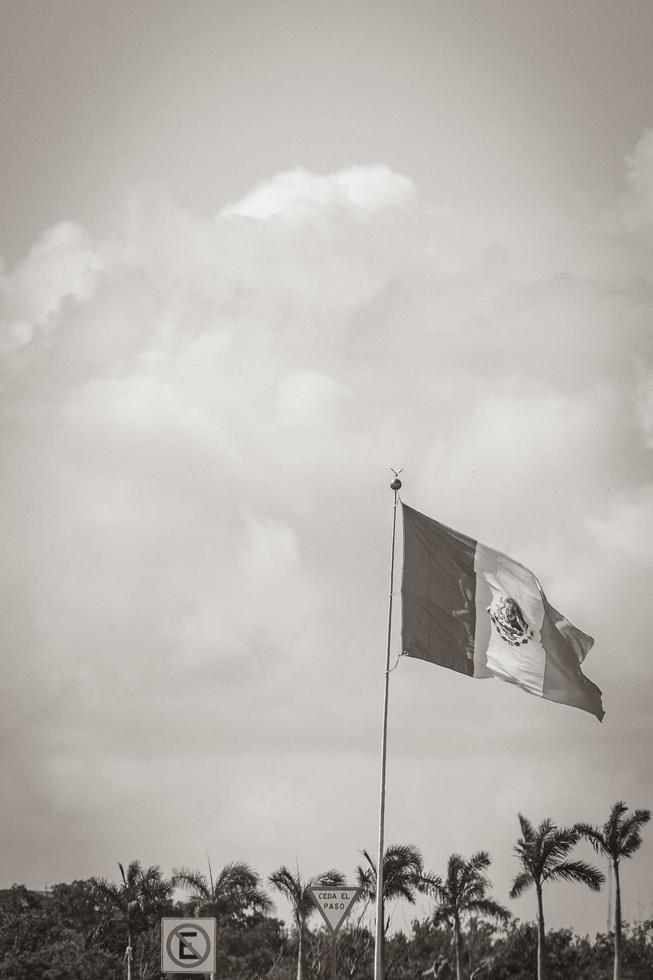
401,504,605,720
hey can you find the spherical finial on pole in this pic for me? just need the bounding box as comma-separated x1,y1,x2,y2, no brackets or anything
390,477,402,491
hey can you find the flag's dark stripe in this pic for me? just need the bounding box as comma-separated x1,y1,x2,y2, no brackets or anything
401,504,477,676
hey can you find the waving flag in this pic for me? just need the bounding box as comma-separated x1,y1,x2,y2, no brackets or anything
401,504,604,720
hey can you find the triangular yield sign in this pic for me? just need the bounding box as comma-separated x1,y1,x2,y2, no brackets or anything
308,886,360,934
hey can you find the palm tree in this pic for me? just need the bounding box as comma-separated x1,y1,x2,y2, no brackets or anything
268,865,345,980
425,852,509,980
576,801,651,980
509,815,604,980
172,858,272,925
355,843,426,934
93,861,171,980
355,843,426,980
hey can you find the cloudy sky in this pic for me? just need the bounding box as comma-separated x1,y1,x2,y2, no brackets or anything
2,0,652,939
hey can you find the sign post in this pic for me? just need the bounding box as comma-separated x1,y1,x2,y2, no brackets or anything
308,887,360,980
161,917,217,976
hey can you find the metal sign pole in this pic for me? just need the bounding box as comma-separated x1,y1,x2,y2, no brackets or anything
331,934,337,980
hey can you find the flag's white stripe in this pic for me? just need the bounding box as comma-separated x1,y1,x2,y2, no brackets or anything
473,542,546,697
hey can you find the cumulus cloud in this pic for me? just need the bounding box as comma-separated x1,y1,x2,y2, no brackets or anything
221,164,415,220
1,154,652,926
0,221,105,356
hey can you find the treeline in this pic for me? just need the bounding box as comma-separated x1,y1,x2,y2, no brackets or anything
0,803,650,980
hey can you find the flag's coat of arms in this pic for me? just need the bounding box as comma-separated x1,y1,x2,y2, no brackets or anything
487,595,534,647
400,504,604,720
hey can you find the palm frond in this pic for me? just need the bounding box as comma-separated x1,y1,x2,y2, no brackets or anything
618,809,651,857
360,850,376,873
422,873,445,900
269,866,303,910
606,802,629,832
217,860,258,889
467,852,491,875
540,826,577,870
517,814,535,842
92,878,122,908
207,854,215,894
573,823,606,856
544,859,604,890
355,864,375,901
467,897,510,924
509,871,533,900
310,869,346,891
432,906,452,927
122,861,143,888
171,868,210,899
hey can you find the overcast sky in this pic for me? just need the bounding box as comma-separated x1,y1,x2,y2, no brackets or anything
1,0,652,940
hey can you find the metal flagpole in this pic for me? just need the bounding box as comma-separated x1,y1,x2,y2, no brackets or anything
373,472,402,980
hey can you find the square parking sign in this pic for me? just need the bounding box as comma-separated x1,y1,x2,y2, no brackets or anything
161,917,217,974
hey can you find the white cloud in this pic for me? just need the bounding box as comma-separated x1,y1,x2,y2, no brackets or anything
221,164,415,220
0,221,105,355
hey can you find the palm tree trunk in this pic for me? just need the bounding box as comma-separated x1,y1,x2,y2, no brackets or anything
613,860,621,980
297,922,307,980
453,917,464,980
536,883,546,980
126,927,133,980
